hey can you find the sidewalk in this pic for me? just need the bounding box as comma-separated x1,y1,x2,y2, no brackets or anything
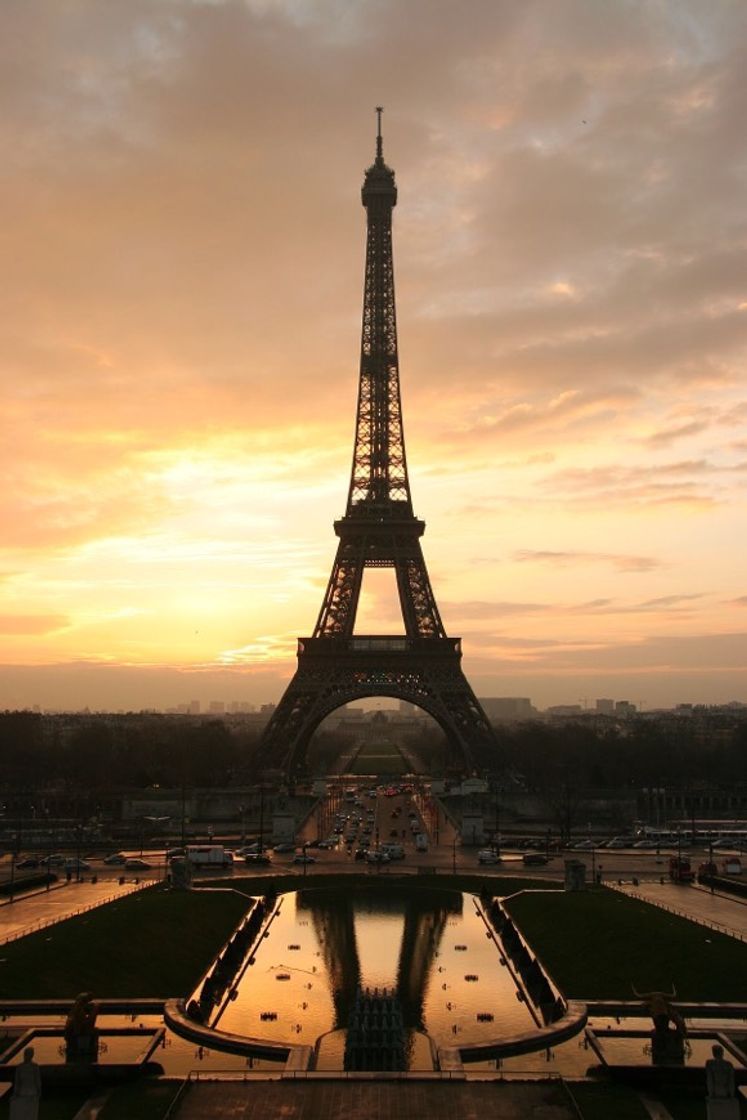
614,880,747,940
0,877,154,943
170,1079,579,1120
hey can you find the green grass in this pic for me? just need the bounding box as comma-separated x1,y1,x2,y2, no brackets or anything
0,885,253,999
347,740,408,776
505,887,747,1001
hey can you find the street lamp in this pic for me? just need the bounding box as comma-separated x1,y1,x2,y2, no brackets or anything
493,780,502,858
452,834,458,875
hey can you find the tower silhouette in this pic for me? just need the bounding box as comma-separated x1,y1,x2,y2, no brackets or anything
255,112,497,776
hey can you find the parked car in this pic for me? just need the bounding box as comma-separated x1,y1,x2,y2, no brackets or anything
125,857,152,869
244,853,271,866
16,857,40,870
354,848,368,861
522,852,549,866
366,850,390,863
317,839,337,849
273,842,295,853
292,854,316,865
64,859,92,872
103,852,127,865
40,854,65,867
477,849,500,864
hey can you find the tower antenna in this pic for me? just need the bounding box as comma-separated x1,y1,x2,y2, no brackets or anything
376,105,383,160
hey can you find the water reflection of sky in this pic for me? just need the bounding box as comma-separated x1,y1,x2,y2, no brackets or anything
213,886,537,1062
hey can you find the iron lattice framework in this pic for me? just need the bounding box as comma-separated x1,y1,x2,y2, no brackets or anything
254,112,497,776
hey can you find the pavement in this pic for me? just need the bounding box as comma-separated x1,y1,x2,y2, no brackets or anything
170,1079,579,1120
0,877,155,943
614,880,747,940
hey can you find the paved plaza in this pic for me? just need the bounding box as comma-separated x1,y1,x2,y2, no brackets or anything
0,877,154,943
169,1079,579,1120
616,881,747,940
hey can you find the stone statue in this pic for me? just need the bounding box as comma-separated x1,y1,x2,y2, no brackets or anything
10,1046,42,1120
63,991,99,1062
705,1044,739,1120
632,983,687,1066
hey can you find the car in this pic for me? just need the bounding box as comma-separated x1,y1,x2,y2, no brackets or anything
293,854,316,864
103,852,127,865
40,854,65,867
273,842,295,853
317,839,337,849
477,849,500,864
522,852,549,866
64,859,91,871
633,840,658,849
125,858,152,869
244,853,271,866
16,857,40,870
354,848,368,861
572,840,596,850
366,850,390,863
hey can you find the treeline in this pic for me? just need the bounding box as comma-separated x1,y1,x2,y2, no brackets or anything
0,711,258,793
1,709,746,801
497,717,747,791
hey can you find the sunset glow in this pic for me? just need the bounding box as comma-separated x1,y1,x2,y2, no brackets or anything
2,0,746,711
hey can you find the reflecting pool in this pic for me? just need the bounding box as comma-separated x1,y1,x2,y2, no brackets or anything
201,886,537,1067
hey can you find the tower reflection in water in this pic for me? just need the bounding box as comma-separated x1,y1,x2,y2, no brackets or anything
211,886,536,1069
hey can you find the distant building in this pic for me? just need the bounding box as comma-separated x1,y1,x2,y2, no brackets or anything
479,697,535,721
615,700,637,717
546,704,583,717
208,700,225,714
189,700,201,715
595,698,615,714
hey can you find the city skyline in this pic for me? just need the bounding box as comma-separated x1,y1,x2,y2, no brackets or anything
2,1,746,713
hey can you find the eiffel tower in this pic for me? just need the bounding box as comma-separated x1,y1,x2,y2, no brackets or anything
255,111,497,778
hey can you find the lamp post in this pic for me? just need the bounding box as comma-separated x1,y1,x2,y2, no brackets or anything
452,833,457,875
258,785,265,855
493,779,502,858
239,804,246,847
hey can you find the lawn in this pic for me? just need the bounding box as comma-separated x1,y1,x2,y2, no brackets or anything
0,885,253,999
505,887,747,1001
347,739,408,775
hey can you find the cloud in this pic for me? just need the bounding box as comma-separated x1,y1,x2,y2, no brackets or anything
640,420,710,447
0,0,746,708
0,615,69,635
513,549,661,573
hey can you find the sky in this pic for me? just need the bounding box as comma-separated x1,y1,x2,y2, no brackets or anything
1,0,746,713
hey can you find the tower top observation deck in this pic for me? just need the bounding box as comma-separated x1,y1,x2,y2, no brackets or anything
362,106,397,207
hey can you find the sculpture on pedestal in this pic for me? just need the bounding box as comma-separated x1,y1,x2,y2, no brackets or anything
632,983,687,1065
705,1044,739,1120
10,1046,41,1120
63,991,99,1062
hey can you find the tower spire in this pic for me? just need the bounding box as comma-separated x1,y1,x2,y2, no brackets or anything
376,105,383,162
